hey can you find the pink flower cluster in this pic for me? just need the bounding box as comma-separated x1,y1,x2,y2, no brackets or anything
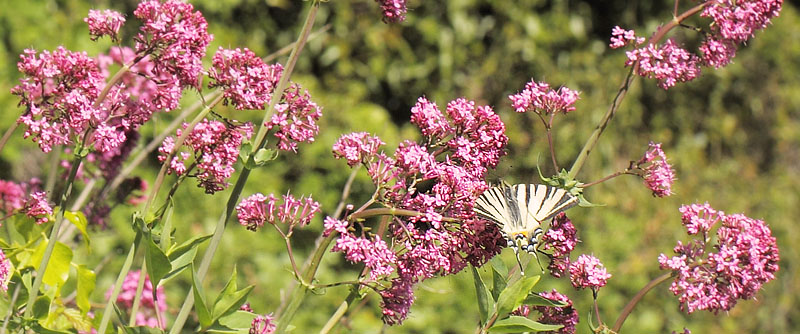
375,0,408,23
509,80,580,115
133,0,213,88
249,314,276,334
658,203,779,314
209,47,284,110
84,9,125,42
25,191,53,225
0,180,25,214
568,254,611,290
266,84,323,152
332,96,508,324
326,217,398,280
332,132,386,167
236,193,321,231
0,178,50,224
0,249,11,292
625,39,701,89
12,47,104,153
158,120,253,194
106,270,166,329
534,289,579,334
541,213,579,278
612,0,781,89
636,141,676,197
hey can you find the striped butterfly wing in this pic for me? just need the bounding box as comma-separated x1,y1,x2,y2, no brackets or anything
474,184,578,231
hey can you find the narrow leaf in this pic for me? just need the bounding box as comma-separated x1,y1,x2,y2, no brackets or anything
489,315,564,333
213,267,239,311
524,293,569,308
495,275,540,319
211,285,254,323
491,266,507,302
76,265,96,315
192,268,212,328
470,265,491,325
167,234,212,262
144,234,171,290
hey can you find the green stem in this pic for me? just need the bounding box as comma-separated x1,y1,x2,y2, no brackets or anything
22,151,83,318
319,288,361,334
169,2,320,332
0,283,21,334
611,272,672,332
97,243,137,333
566,3,707,181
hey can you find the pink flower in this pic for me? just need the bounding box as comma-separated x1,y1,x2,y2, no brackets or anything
250,314,276,334
375,0,407,23
380,278,415,325
609,26,644,49
659,203,779,314
24,191,52,225
12,47,104,153
508,80,580,115
636,142,676,197
84,9,125,42
569,254,611,290
323,216,349,237
235,193,321,231
699,37,737,68
511,305,531,317
133,0,213,88
332,132,385,167
0,180,25,214
410,97,452,139
209,47,284,110
701,0,782,43
158,120,252,194
541,213,579,278
0,249,11,292
534,289,579,334
332,231,397,280
105,270,166,328
626,39,701,89
266,84,322,152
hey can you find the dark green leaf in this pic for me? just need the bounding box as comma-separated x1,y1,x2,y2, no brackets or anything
470,265,491,325
491,265,507,302
32,295,51,319
489,315,564,333
495,276,540,319
144,233,171,291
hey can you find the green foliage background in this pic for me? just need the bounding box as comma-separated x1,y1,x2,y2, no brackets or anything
1,0,798,332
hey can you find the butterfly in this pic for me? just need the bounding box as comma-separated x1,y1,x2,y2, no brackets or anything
474,183,578,274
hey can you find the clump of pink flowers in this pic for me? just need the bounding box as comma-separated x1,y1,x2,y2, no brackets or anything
635,141,676,197
0,249,11,292
326,217,398,280
541,213,579,278
236,193,321,231
374,0,408,23
158,119,253,194
133,0,213,88
0,180,25,214
249,313,276,334
534,289,579,334
84,9,125,42
509,80,580,115
569,254,611,290
106,270,166,329
332,132,386,167
266,84,323,152
208,47,284,110
610,0,782,89
24,191,53,225
659,203,779,314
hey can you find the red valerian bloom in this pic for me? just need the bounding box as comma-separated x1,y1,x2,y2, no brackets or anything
106,270,166,329
626,39,701,89
24,191,53,225
209,47,284,110
509,80,579,115
266,84,323,153
236,193,321,231
0,249,11,292
636,141,676,197
541,213,579,278
85,9,125,42
534,289,579,334
569,254,611,290
658,203,779,314
374,0,407,23
332,132,385,167
249,314,276,334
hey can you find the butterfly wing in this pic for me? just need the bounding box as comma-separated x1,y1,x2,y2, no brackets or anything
530,184,578,223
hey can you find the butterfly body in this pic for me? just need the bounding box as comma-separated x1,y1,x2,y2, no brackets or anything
474,184,578,273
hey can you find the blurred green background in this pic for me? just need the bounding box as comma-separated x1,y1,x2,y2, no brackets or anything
1,0,798,333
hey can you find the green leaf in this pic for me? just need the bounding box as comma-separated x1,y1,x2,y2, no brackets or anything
75,265,96,315
470,265,491,325
192,268,212,328
28,322,71,334
64,211,90,247
238,141,253,164
213,267,239,310
523,293,569,308
491,266,507,302
60,307,93,332
489,256,508,277
31,240,73,288
253,148,278,166
495,275,540,319
489,315,564,333
211,268,255,323
167,234,212,262
32,295,51,319
144,234,171,292
217,311,257,331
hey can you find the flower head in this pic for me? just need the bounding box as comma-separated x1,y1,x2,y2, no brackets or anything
266,84,322,152
609,26,645,49
0,249,11,292
509,80,579,115
106,270,166,328
659,203,779,314
24,191,52,225
236,193,321,231
636,142,676,197
332,232,397,280
249,314,276,334
626,39,701,89
0,180,25,214
541,213,579,277
209,47,284,110
85,9,125,42
133,0,213,88
534,289,579,334
569,254,611,290
375,0,407,23
332,132,385,167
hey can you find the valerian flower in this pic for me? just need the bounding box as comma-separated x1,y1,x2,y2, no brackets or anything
636,141,676,197
236,193,321,231
106,270,166,329
85,9,125,42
